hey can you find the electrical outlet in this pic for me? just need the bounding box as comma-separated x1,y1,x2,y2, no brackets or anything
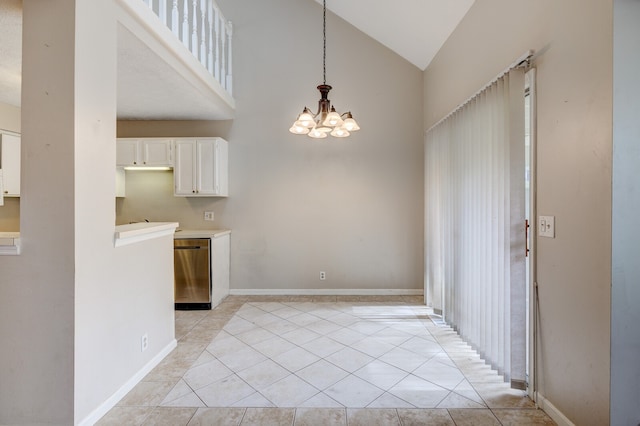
141,333,148,352
320,271,326,280
204,211,214,221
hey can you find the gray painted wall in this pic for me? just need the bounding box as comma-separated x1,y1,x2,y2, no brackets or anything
612,0,640,424
0,1,78,420
118,0,425,293
424,1,612,424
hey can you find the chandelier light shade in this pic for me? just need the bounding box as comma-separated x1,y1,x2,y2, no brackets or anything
289,0,360,139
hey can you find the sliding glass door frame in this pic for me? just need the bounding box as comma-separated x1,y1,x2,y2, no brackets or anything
525,68,538,402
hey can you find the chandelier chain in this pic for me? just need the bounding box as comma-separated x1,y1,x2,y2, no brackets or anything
289,0,359,137
323,0,326,85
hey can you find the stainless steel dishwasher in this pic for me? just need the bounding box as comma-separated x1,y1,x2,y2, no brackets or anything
174,238,211,310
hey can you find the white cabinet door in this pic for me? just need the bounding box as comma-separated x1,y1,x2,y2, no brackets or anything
174,138,228,197
174,140,197,195
116,139,173,167
196,139,218,195
214,138,228,196
0,132,21,197
116,139,139,166
141,139,172,166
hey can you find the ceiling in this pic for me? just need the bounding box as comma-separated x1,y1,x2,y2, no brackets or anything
319,0,475,71
0,0,475,116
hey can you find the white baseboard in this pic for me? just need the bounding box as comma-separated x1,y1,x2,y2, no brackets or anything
536,392,575,426
78,339,177,426
229,288,424,296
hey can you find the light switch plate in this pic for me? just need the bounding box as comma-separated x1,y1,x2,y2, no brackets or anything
539,215,555,238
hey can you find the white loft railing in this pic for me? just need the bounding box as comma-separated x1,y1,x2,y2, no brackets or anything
142,0,233,96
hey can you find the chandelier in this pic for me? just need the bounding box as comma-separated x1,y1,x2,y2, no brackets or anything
289,0,360,139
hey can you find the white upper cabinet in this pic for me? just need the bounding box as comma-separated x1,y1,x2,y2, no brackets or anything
174,138,228,197
142,139,174,166
116,139,138,166
0,132,21,197
174,140,196,195
116,138,173,167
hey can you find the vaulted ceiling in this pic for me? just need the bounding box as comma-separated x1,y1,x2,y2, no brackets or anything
318,0,475,70
0,0,474,115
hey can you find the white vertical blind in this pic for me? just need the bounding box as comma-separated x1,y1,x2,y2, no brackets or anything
425,68,526,388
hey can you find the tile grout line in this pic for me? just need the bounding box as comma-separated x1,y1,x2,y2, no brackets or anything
225,299,442,409
100,296,555,425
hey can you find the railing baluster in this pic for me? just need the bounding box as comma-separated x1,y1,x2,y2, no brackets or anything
207,0,214,74
158,0,167,26
220,19,226,90
191,0,198,57
199,0,206,65
171,0,179,36
182,0,189,50
226,22,232,94
214,5,221,82
141,0,232,96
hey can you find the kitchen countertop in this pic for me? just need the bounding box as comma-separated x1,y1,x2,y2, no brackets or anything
114,222,179,247
174,229,231,239
2,223,184,254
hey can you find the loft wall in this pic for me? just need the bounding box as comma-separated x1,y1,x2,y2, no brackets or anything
423,0,612,424
118,0,425,293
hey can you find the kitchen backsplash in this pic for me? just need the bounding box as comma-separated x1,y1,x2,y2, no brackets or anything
116,170,227,229
0,197,19,231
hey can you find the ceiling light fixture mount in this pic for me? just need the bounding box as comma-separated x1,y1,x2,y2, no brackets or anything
289,0,360,139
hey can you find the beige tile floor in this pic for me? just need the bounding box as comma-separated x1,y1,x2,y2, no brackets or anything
97,296,555,425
